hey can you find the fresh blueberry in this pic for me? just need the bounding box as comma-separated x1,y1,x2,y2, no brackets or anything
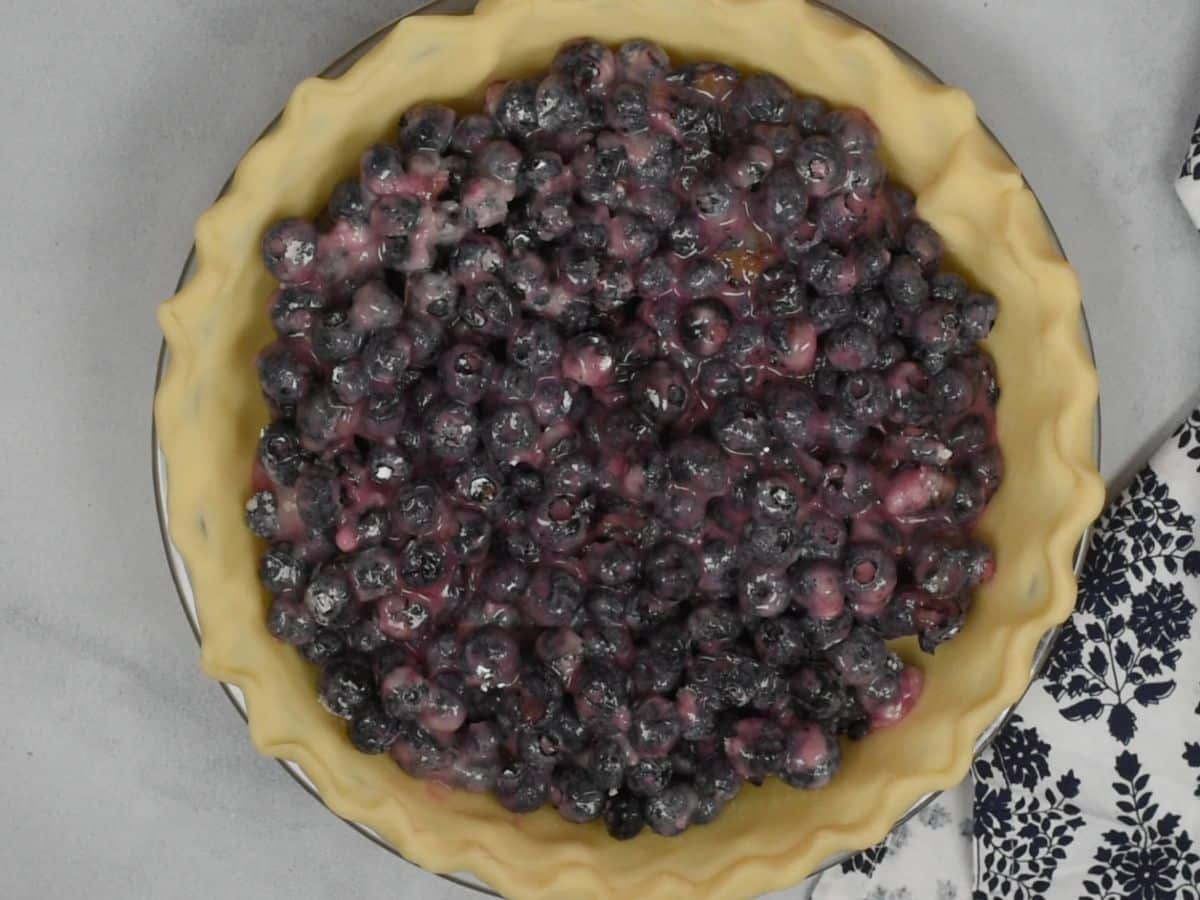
604,791,646,840
327,180,370,225
244,490,280,540
303,565,353,627
553,767,606,823
553,39,616,94
961,292,998,342
266,596,317,645
257,344,312,410
260,542,306,595
644,784,699,837
348,702,402,754
494,760,550,813
261,219,318,284
711,396,768,455
724,718,786,784
753,614,808,668
318,659,374,720
625,757,672,797
399,103,456,153
349,546,400,600
616,40,670,84
884,254,929,312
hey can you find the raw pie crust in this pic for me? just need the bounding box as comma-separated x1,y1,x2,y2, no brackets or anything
155,0,1105,896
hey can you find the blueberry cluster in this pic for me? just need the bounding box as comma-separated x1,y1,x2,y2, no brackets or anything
249,38,1001,839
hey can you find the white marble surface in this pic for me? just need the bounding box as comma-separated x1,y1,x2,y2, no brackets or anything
2,1,1199,898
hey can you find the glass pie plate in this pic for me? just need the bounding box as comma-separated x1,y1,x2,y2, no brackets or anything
152,0,1102,896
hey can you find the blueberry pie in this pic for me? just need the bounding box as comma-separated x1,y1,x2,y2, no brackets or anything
156,0,1102,896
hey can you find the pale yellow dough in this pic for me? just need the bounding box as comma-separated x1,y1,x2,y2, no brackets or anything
155,0,1104,896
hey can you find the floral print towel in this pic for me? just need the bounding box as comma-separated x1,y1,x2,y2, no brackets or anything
815,410,1200,899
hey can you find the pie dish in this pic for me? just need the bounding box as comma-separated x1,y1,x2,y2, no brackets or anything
154,0,1104,896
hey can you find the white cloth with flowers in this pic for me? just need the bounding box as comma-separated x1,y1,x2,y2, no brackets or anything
812,409,1200,900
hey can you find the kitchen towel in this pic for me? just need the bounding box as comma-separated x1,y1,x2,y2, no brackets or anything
814,409,1200,900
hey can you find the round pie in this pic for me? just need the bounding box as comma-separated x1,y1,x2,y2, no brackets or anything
155,0,1103,896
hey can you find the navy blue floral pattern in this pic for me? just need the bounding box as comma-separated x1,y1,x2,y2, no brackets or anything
971,716,1084,899
1082,752,1199,900
1173,408,1200,470
841,838,890,878
1042,468,1197,743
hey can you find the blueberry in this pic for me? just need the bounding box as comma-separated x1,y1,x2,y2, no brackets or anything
710,396,768,455
575,661,631,731
517,567,582,627
451,113,499,156
298,629,345,664
781,722,840,789
644,784,698,837
553,39,616,94
301,565,351,627
399,539,446,587
738,566,791,617
492,759,550,813
752,263,805,318
626,360,687,427
630,696,681,758
257,344,312,409
379,665,431,720
258,422,307,487
643,541,699,600
693,176,735,218
362,444,409,487
347,702,401,754
724,718,785,783
827,627,889,687
904,220,944,273
327,180,370,225
884,254,929,312
749,476,801,523
842,542,898,616
260,542,306,595
794,512,847,563
753,615,808,667
625,757,671,797
667,214,703,258
463,626,520,691
242,489,279,540
261,218,318,284
616,40,670,84
496,666,563,735
359,329,411,385
843,152,884,196
603,791,646,840
551,767,605,823
398,103,456,153
373,193,422,235
360,143,405,194
961,292,998,342
318,659,374,719
490,79,539,139
758,166,808,232
459,280,519,338
531,73,585,132
270,287,326,339
266,596,317,645
423,399,479,462
734,74,793,127
793,136,846,198
517,150,565,195
349,546,400,600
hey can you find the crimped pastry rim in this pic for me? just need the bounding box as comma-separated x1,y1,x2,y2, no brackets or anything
154,1,1105,897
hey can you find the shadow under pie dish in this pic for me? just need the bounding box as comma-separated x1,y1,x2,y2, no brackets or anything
154,0,1104,896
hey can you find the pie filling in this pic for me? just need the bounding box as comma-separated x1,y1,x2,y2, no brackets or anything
246,38,1000,840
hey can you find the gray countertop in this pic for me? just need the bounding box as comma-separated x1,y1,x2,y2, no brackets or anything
2,1,1199,897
